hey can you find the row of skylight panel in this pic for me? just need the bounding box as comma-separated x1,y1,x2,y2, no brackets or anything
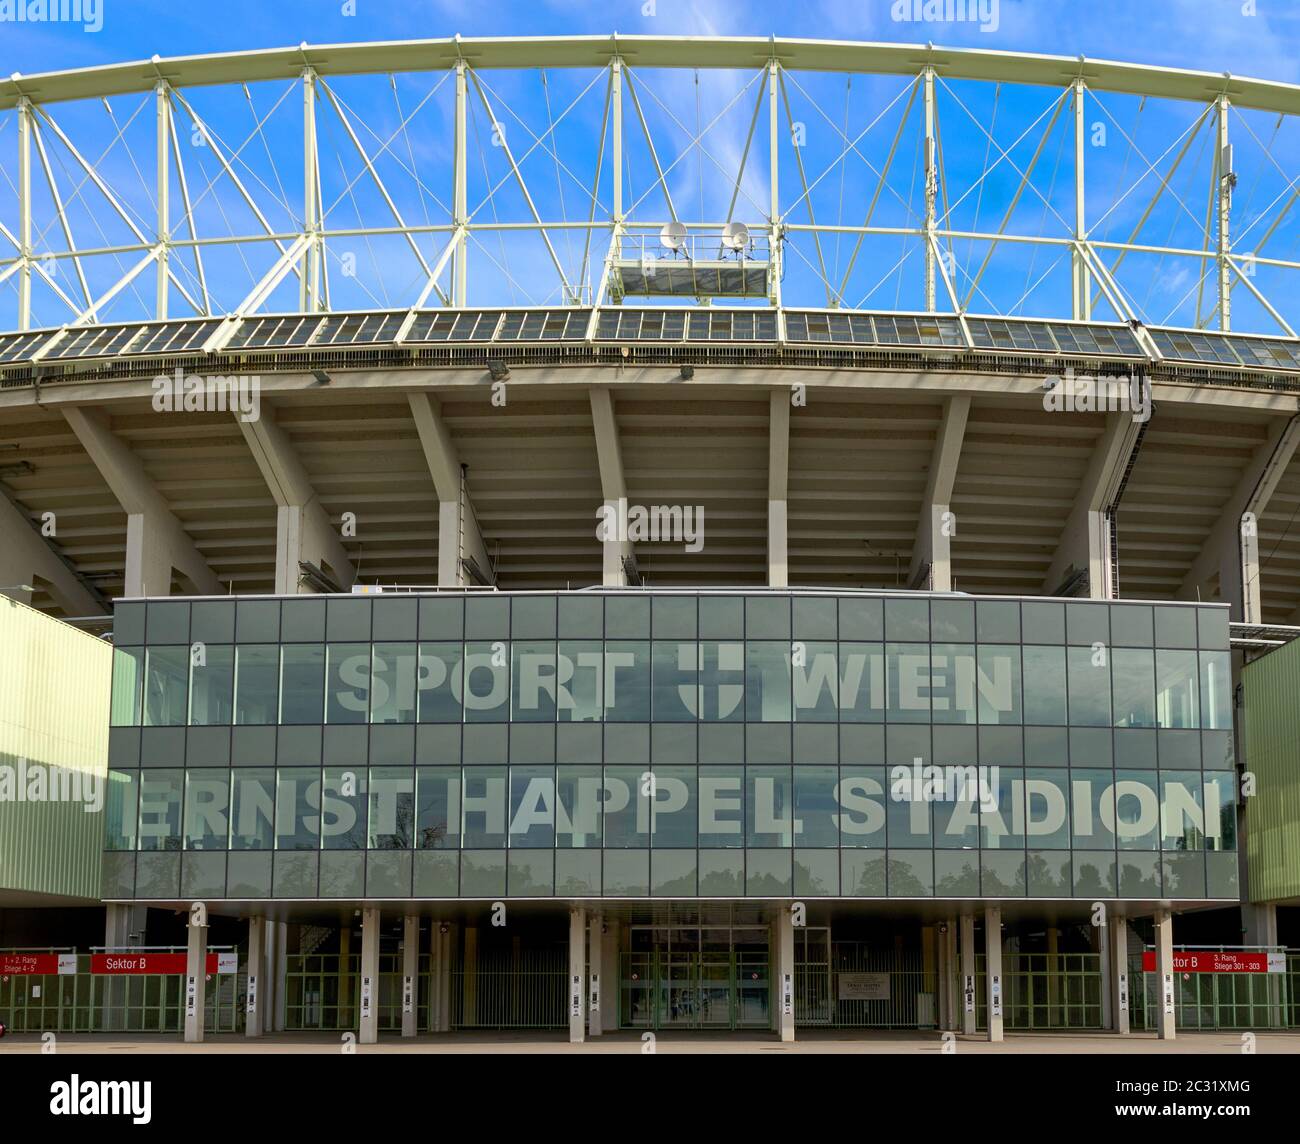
1150,329,1300,371
5,309,1300,370
595,309,779,342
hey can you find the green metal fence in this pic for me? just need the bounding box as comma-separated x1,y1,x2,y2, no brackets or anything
973,952,1104,1030
811,943,934,1029
618,951,770,1030
451,947,566,1029
1131,951,1295,1031
284,952,428,1032
0,953,243,1033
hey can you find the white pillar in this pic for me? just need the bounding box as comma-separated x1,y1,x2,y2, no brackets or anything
1097,917,1112,1032
569,907,587,1044
359,906,380,1045
984,906,1004,1043
1112,916,1130,1035
245,916,264,1038
776,906,795,1042
944,917,958,1030
401,915,419,1038
184,915,208,1044
103,904,146,1032
959,914,976,1036
1154,909,1176,1040
588,912,603,1037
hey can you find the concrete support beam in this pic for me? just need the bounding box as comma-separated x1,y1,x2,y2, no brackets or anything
430,922,452,1032
237,400,355,593
359,905,380,1045
409,392,490,586
908,395,969,591
587,911,603,1037
103,904,146,1033
245,916,264,1038
589,386,633,586
63,405,220,597
184,916,207,1044
1042,412,1144,598
1154,909,1176,1040
943,916,958,1030
959,913,976,1035
1111,916,1130,1034
568,906,586,1044
1096,918,1112,1031
768,390,790,588
776,906,795,1042
1178,414,1300,621
401,914,419,1037
984,906,1004,1043
0,492,106,615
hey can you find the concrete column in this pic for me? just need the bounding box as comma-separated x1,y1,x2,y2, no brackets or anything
274,922,289,1033
1096,918,1112,1031
984,906,1004,1043
587,912,603,1037
602,921,619,1033
1154,909,1176,1040
1111,916,1130,1034
464,925,477,1027
1046,925,1060,1027
359,906,380,1045
1243,904,1282,1027
959,914,976,1035
569,907,587,1044
245,916,264,1038
401,915,419,1037
184,916,208,1044
921,923,937,1028
434,923,453,1032
946,918,959,1030
102,904,146,1032
776,906,795,1042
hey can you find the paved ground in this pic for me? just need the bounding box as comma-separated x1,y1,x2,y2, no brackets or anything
1,1029,1297,1053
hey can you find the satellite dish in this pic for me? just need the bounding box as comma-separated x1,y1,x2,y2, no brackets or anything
659,221,687,253
721,222,750,252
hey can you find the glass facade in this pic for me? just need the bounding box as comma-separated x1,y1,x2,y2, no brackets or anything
102,592,1238,902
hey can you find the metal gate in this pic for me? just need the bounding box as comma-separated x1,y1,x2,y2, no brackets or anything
618,951,770,1030
0,953,243,1033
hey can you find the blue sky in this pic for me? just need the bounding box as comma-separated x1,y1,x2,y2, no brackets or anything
3,1,1300,331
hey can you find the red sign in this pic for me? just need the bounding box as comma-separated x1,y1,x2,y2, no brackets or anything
91,953,236,975
0,953,76,976
1141,951,1282,974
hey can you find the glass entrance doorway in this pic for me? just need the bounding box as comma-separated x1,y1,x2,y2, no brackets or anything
619,925,770,1030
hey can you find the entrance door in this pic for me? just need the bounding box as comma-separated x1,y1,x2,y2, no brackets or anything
619,925,771,1030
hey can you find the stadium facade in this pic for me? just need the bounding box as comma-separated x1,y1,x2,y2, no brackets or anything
0,36,1299,1045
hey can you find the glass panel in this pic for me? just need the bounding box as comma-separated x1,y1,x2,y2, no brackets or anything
111,647,144,726
137,770,183,851
183,770,230,850
1112,648,1155,728
105,771,139,850
280,646,325,724
235,645,279,724
371,643,418,724
143,646,189,726
368,767,415,848
1156,650,1199,728
230,768,276,850
189,645,233,725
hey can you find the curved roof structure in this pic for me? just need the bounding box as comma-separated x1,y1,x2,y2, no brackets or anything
2,37,1300,629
